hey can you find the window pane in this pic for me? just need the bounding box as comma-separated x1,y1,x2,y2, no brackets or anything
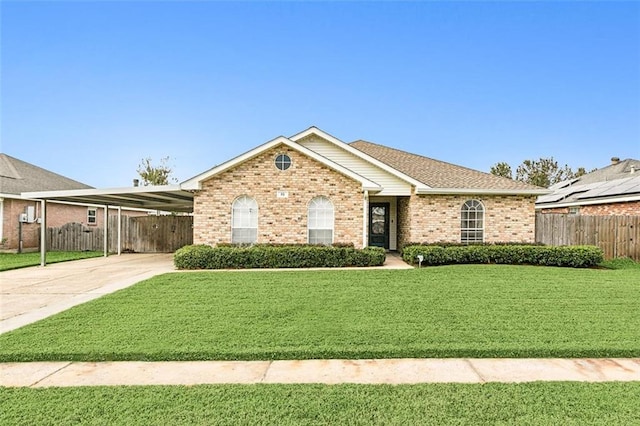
461,200,484,243
309,229,332,245
308,196,334,244
232,196,258,244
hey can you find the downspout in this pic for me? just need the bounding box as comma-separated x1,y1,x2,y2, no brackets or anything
362,190,369,248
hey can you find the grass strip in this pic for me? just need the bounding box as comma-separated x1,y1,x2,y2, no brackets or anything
2,383,639,425
0,266,638,361
0,251,103,271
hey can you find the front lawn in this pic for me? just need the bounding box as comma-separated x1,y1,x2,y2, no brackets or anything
0,265,638,361
0,251,103,271
2,383,639,425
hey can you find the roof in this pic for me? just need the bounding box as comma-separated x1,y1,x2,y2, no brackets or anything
22,186,195,213
537,158,640,208
350,140,545,193
0,153,92,196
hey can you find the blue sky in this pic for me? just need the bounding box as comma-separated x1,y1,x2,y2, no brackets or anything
2,1,639,188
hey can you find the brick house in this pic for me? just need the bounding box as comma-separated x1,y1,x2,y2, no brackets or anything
182,127,546,250
536,157,640,216
0,154,145,252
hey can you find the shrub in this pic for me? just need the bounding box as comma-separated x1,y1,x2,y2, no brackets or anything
174,244,386,269
401,244,603,268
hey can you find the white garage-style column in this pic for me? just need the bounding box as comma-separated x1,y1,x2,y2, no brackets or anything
40,200,47,267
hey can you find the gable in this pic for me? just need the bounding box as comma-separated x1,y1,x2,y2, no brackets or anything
295,134,413,196
182,136,380,192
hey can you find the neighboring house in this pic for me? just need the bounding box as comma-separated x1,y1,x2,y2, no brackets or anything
183,127,545,249
536,157,640,215
0,153,141,252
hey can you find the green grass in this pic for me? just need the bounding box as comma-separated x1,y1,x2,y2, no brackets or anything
0,265,638,361
1,383,639,425
599,256,640,270
0,251,103,271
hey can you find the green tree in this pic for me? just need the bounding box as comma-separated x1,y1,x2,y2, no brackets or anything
137,156,178,186
489,162,513,179
515,157,574,188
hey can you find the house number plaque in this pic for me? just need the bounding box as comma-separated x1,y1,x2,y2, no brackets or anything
277,191,289,198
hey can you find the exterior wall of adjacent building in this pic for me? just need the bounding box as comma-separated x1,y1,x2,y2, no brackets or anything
0,197,146,251
398,193,537,246
539,201,640,216
193,145,364,247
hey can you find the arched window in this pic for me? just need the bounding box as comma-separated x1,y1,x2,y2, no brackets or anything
232,196,258,244
308,196,334,245
461,200,484,243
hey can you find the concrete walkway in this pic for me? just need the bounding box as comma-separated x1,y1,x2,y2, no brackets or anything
2,358,640,387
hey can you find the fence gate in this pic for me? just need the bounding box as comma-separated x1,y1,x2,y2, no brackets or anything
47,215,193,253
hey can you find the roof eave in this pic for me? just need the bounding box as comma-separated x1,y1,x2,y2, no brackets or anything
416,188,549,195
535,194,640,209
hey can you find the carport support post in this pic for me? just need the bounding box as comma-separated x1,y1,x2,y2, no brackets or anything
117,206,122,255
40,200,47,266
103,205,109,258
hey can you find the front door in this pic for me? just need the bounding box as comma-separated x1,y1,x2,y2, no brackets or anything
369,203,390,249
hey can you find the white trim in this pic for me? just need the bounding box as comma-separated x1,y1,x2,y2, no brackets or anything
23,184,185,199
0,193,151,211
0,198,4,242
460,199,485,243
290,127,430,191
181,136,381,192
87,207,98,225
362,191,369,248
416,187,548,196
536,194,640,210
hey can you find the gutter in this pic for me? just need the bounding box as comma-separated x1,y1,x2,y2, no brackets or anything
416,187,549,196
535,194,640,210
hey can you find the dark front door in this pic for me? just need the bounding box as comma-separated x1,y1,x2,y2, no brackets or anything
369,203,390,249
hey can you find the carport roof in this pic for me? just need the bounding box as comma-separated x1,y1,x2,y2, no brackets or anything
21,185,194,213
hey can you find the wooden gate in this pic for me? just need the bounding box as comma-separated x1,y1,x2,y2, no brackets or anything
47,215,193,253
535,213,640,260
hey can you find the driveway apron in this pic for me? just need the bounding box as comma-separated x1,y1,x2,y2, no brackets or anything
0,254,175,334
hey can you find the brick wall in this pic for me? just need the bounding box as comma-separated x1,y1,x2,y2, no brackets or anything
396,196,411,248
1,198,146,251
404,194,537,244
193,145,364,246
540,201,640,216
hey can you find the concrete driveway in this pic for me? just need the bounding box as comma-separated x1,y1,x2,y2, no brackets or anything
0,253,175,334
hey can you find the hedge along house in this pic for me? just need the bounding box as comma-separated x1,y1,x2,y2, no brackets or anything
182,127,547,250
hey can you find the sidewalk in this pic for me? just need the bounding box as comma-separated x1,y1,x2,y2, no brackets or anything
2,358,640,387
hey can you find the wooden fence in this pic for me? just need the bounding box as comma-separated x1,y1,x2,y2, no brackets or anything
535,213,640,261
46,215,193,253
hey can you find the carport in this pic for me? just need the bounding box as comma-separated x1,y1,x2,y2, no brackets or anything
21,185,194,266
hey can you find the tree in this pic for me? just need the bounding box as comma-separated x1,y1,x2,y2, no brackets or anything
490,158,596,188
514,157,574,188
137,156,177,186
490,162,513,179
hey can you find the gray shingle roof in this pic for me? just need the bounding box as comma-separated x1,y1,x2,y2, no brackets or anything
0,153,93,195
538,158,640,206
350,140,543,191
